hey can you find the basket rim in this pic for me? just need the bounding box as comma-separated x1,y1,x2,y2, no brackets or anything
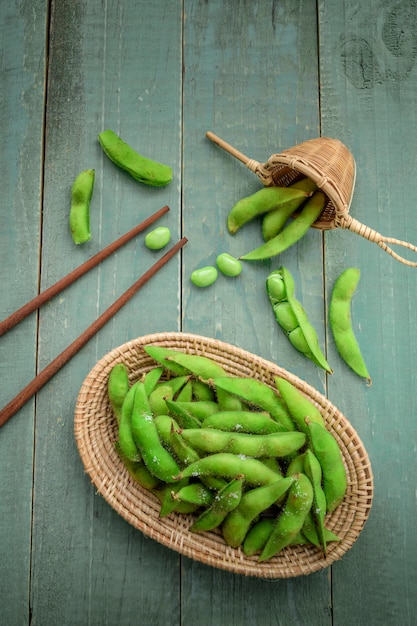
74,331,373,579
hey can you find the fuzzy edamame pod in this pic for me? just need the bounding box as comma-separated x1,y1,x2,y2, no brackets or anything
179,428,306,458
190,475,244,532
142,366,164,396
261,178,318,241
130,382,180,482
241,191,327,261
329,267,371,384
176,453,284,487
303,449,327,553
274,376,325,433
243,518,275,556
266,267,332,374
117,382,141,462
98,129,172,187
108,363,130,424
114,442,160,491
143,345,190,376
172,482,214,507
306,418,347,513
69,169,95,244
259,473,314,562
222,476,295,548
227,186,310,235
211,376,295,431
201,410,285,434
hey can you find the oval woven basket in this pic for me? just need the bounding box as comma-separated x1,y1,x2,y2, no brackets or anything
74,332,373,578
206,131,417,267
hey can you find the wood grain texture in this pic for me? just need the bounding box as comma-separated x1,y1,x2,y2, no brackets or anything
1,0,417,624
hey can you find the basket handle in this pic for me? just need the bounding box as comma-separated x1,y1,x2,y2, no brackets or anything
340,216,417,267
206,131,261,173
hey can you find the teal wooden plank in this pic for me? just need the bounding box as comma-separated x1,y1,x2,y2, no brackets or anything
181,1,332,624
320,1,417,624
30,1,183,624
0,1,47,624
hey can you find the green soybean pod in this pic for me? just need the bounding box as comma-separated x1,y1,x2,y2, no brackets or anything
190,475,244,532
241,191,327,261
261,178,319,241
266,267,332,374
227,187,310,234
201,410,284,434
258,473,314,562
180,428,306,458
243,518,275,556
143,345,190,376
212,376,295,431
329,268,371,384
222,476,295,548
173,482,214,506
216,253,242,277
303,448,327,553
190,266,218,288
131,382,180,482
98,129,172,187
69,169,95,244
114,442,160,490
142,366,164,396
108,363,130,424
145,226,171,250
176,453,283,487
274,376,325,433
306,418,347,513
117,382,141,462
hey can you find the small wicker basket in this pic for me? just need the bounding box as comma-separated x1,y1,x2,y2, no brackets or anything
207,131,417,267
74,332,373,578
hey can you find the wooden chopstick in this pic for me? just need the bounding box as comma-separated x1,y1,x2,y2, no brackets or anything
0,236,188,428
0,205,170,336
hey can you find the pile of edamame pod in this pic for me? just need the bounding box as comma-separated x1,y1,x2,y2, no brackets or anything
108,345,347,562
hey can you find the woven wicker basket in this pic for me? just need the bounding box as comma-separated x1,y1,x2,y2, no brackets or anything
74,332,373,578
207,131,417,267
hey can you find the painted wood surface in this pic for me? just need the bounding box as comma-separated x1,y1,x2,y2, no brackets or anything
1,1,416,624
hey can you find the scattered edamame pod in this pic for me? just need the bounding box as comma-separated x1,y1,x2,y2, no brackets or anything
227,187,310,234
190,266,218,288
241,191,327,261
261,178,319,241
145,226,171,250
69,169,95,244
98,129,172,187
216,253,242,277
329,267,371,384
266,266,332,373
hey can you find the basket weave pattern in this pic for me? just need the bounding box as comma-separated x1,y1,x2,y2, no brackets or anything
74,332,373,578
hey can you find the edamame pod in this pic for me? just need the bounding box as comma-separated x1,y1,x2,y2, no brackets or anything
172,482,214,507
108,363,130,424
241,191,326,261
266,267,332,373
142,366,164,396
69,169,95,244
190,475,244,532
259,473,314,561
303,449,327,553
117,382,141,462
306,418,347,513
131,382,180,482
176,453,284,486
227,187,310,234
212,376,295,431
180,428,306,458
143,345,190,376
274,376,325,433
201,410,285,434
261,178,319,241
329,268,371,384
243,518,275,556
115,442,160,490
222,476,295,548
98,129,172,187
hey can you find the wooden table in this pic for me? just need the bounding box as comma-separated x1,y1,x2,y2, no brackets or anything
1,2,416,624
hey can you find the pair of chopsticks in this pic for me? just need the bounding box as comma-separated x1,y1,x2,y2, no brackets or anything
0,205,187,428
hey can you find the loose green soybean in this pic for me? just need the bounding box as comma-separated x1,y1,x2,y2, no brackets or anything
329,267,371,384
190,266,218,288
98,129,172,187
266,266,332,373
216,253,242,277
69,169,95,244
145,226,171,250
